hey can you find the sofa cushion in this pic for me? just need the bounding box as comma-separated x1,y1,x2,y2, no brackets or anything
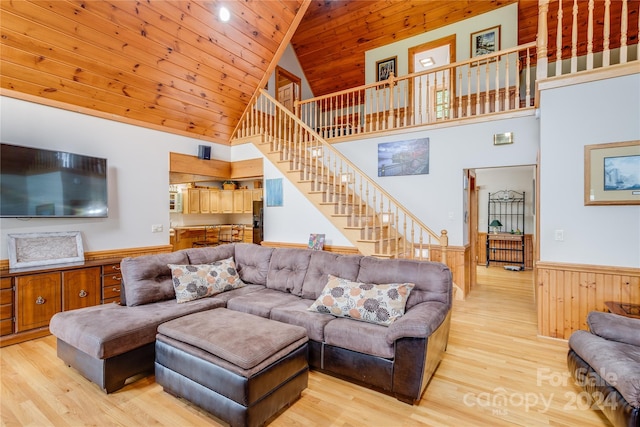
270,298,335,342
234,243,274,286
49,297,225,359
226,288,302,318
168,258,245,303
184,244,235,265
324,318,394,359
587,311,640,347
569,330,640,408
297,251,362,299
308,275,414,326
121,251,188,306
266,248,313,294
356,256,451,309
206,284,264,304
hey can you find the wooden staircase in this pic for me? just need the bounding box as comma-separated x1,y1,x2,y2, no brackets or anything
232,90,448,262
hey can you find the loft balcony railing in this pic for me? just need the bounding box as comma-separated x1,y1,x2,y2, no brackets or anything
296,43,536,141
289,0,638,141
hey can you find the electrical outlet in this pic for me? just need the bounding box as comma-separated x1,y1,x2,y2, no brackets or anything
554,229,564,241
151,224,163,233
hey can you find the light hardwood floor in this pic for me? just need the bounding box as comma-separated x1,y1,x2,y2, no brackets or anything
1,267,611,426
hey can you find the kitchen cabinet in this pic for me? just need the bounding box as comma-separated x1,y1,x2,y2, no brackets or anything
221,190,233,213
233,191,244,213
209,191,220,213
242,190,253,213
186,188,201,213
199,190,210,213
252,189,263,201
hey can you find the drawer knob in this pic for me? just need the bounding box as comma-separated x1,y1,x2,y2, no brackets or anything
35,296,45,305
112,266,121,271
111,276,121,280
79,289,88,298
112,287,120,293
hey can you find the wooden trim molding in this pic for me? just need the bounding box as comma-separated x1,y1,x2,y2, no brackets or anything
536,261,640,340
0,245,173,271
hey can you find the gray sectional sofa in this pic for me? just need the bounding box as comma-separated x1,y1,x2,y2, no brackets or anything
568,311,640,427
50,243,452,404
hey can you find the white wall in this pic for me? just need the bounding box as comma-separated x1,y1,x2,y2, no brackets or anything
476,166,536,234
335,115,539,246
0,96,229,260
539,73,640,268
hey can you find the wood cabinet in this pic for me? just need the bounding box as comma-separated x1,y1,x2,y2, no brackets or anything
0,258,121,347
63,267,101,311
199,189,210,213
0,278,13,336
252,188,263,201
101,263,122,305
15,272,62,333
209,190,220,213
186,188,201,213
220,190,233,213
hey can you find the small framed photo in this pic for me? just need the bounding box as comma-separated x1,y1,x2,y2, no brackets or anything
470,25,501,59
585,140,640,205
376,56,397,82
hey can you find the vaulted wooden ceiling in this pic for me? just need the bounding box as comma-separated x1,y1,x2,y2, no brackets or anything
1,1,538,146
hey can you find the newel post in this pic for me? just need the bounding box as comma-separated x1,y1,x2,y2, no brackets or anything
439,230,448,265
536,0,549,80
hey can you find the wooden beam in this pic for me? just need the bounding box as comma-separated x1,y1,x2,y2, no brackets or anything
169,152,230,178
230,158,263,179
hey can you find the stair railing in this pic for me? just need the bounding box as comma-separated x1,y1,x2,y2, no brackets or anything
234,89,448,262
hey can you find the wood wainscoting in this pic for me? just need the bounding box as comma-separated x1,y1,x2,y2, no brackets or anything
536,261,640,340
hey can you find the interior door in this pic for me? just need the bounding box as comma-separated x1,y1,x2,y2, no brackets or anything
275,66,301,114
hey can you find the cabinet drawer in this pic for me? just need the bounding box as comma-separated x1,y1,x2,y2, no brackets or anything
0,318,12,336
103,297,121,305
102,263,122,274
103,284,121,300
0,303,12,321
0,288,12,305
103,273,122,286
0,277,11,290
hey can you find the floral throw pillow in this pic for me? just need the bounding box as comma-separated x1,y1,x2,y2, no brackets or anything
308,274,414,326
168,257,245,303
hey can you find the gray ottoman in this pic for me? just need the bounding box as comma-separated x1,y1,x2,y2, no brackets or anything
155,308,309,427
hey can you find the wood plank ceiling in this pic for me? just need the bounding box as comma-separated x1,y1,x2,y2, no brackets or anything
1,0,537,146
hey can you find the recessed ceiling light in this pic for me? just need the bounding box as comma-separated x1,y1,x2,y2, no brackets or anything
420,57,435,68
219,6,230,22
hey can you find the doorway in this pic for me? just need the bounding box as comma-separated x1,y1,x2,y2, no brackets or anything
467,165,537,297
408,35,456,124
275,66,301,113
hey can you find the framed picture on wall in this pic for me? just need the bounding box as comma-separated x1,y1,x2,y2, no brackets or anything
584,140,640,205
376,56,397,82
470,25,501,59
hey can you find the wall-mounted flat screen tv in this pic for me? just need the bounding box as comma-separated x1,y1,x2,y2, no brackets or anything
1,143,108,218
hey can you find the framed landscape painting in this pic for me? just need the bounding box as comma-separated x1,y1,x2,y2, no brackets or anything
470,25,500,58
584,140,640,205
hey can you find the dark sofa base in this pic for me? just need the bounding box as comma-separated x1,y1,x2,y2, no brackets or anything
567,349,640,427
155,339,309,427
310,310,451,405
57,338,155,393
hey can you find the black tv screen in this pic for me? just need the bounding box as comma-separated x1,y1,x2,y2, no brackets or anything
1,143,108,218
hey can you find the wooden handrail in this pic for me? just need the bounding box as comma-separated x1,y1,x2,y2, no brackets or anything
234,89,447,261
